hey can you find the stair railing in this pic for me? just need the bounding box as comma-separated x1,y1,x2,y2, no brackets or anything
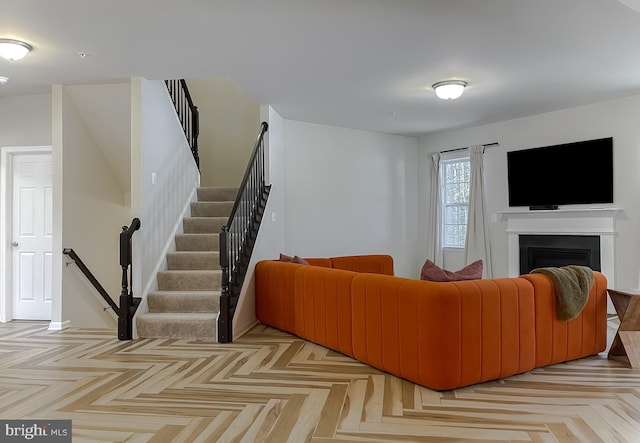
219,122,270,343
118,217,141,340
165,79,200,169
62,248,120,314
63,217,141,340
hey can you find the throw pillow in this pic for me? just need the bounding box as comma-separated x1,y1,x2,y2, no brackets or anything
420,259,483,282
279,253,294,262
292,255,309,265
279,253,309,265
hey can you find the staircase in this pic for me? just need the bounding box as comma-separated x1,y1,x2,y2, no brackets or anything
136,187,237,341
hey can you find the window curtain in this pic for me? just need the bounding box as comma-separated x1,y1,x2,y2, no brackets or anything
465,145,493,277
428,152,444,266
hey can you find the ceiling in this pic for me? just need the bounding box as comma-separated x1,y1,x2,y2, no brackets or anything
2,0,640,137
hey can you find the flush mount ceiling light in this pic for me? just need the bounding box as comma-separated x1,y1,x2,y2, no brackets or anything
0,39,33,61
432,80,468,100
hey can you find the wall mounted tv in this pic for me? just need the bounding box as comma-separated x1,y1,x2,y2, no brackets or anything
507,137,613,209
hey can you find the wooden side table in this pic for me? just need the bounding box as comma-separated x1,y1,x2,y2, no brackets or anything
607,288,640,368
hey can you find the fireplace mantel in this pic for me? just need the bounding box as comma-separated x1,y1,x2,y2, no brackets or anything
499,207,622,235
499,207,622,286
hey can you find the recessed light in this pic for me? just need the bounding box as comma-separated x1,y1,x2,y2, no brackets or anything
0,39,33,61
0,76,8,85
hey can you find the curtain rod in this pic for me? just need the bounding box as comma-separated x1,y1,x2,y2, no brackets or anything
440,142,499,154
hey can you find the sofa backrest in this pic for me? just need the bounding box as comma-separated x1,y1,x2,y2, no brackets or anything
520,272,608,367
294,266,359,357
330,254,394,275
350,274,537,390
304,258,333,268
255,260,300,333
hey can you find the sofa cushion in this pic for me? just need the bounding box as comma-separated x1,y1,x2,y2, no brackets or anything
420,259,483,282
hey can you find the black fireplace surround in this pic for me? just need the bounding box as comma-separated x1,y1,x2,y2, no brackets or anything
519,234,601,275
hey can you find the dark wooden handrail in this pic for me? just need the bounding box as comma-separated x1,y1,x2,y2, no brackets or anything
63,248,120,315
225,121,269,223
219,122,270,343
165,79,200,169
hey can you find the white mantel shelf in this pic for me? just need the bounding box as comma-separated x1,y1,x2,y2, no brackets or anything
500,207,622,218
499,207,623,235
501,207,622,287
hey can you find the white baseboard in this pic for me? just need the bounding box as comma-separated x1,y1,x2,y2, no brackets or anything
48,320,71,331
233,319,259,340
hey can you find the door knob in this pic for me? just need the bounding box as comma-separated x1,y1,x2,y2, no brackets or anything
10,242,18,247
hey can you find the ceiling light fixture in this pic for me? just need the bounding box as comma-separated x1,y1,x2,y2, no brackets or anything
0,76,8,85
0,39,33,61
432,80,468,100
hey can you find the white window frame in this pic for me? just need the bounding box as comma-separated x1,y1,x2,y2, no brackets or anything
440,152,470,249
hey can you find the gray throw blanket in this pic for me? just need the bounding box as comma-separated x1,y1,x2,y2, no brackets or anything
530,265,594,320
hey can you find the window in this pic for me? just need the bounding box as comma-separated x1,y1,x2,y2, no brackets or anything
441,157,470,247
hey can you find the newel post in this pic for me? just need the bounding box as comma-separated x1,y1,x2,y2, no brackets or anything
219,226,231,343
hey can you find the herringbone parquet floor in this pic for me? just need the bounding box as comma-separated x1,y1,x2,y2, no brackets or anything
0,318,638,442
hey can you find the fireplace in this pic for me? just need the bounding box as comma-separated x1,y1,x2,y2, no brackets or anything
519,234,601,274
501,208,619,314
500,207,618,285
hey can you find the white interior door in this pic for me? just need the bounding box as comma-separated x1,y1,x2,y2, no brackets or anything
11,153,53,320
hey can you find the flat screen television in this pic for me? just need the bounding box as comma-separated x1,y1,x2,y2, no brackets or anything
507,137,614,208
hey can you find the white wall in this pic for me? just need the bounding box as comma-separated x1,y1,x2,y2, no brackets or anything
419,94,640,289
233,106,286,338
233,113,421,338
186,77,260,187
130,78,201,315
56,86,130,328
283,120,420,278
0,94,52,147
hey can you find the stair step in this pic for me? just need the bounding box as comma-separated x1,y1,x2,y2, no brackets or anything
147,291,220,313
197,187,238,202
191,201,234,217
183,217,227,234
175,233,219,251
136,313,217,340
167,251,220,270
157,270,222,291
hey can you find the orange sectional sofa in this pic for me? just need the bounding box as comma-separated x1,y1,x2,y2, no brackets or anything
255,254,608,390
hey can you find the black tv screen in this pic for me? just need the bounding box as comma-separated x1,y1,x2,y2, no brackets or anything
507,137,613,208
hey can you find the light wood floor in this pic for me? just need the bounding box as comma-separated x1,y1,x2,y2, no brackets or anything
0,318,638,443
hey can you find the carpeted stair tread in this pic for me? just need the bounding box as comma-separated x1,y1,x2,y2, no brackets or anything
157,270,222,291
167,251,220,270
147,290,220,313
175,233,219,251
191,201,234,217
136,313,217,340
183,217,227,234
137,186,237,342
197,187,238,202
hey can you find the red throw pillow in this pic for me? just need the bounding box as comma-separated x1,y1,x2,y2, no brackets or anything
279,253,309,265
420,259,483,282
292,255,309,265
